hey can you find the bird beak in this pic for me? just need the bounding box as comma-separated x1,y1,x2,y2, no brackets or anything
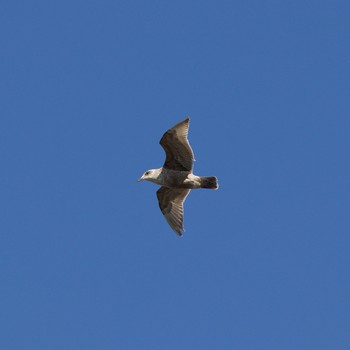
137,176,144,182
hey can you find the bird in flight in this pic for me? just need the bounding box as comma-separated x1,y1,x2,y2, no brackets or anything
137,118,219,236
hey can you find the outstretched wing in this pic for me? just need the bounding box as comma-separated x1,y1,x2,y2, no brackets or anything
159,118,195,172
156,186,191,236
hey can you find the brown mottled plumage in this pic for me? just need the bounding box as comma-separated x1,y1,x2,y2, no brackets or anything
137,118,218,236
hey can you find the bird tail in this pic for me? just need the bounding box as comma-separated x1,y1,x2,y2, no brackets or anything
200,176,219,189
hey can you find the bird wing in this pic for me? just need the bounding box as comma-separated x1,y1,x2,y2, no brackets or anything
156,186,191,236
159,118,195,171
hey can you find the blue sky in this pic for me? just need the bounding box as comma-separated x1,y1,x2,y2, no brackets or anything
1,1,349,349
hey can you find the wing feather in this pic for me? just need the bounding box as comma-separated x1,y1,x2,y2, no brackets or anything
156,187,191,236
159,118,195,171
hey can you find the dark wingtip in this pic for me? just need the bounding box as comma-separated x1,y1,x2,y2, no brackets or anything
176,228,184,237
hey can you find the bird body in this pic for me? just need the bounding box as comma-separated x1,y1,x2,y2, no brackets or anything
138,118,218,236
139,168,203,189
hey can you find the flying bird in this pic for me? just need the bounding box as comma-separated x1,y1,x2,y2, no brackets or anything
137,118,219,236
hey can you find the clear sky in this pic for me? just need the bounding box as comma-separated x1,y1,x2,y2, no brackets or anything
1,1,349,349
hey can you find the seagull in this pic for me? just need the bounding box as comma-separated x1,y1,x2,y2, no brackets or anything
137,118,219,236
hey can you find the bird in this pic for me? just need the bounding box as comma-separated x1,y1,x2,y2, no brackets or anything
137,118,219,236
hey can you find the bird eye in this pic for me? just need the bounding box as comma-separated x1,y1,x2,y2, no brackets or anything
145,171,150,175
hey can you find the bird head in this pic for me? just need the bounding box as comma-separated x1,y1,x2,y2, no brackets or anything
137,169,160,183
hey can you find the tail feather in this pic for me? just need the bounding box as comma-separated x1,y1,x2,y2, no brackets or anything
200,176,219,189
